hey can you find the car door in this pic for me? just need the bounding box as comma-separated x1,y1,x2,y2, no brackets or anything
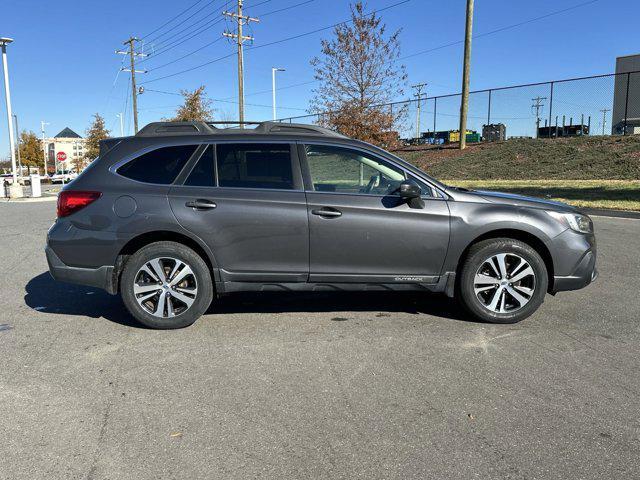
169,142,309,283
301,143,450,283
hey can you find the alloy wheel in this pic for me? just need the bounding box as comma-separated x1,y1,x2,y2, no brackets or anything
473,253,536,314
133,257,198,318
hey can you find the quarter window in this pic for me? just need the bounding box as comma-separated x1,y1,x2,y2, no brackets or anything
305,145,407,196
216,143,293,190
117,145,197,184
185,145,215,187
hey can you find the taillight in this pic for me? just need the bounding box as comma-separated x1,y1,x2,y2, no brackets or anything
57,191,102,218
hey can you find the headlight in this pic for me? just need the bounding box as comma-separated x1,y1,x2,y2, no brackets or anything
546,211,593,234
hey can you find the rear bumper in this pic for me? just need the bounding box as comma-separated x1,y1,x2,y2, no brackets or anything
46,246,117,294
551,250,597,293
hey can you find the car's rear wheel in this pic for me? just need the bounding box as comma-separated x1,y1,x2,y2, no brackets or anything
458,238,548,324
120,241,213,329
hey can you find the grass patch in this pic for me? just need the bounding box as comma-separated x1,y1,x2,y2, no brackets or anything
396,135,640,181
441,179,640,211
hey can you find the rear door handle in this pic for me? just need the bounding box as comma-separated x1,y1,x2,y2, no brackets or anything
186,199,217,210
311,207,342,218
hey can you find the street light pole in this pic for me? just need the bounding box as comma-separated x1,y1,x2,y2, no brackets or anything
271,67,285,120
117,113,124,137
13,114,22,176
1,37,22,197
41,121,49,176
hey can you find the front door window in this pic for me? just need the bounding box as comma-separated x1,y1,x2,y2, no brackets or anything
305,145,407,195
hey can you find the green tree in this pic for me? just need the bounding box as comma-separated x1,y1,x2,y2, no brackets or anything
310,1,406,147
170,86,214,122
84,113,110,161
18,130,43,170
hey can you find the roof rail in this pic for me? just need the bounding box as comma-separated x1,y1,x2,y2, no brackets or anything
136,121,216,137
256,121,346,137
135,120,346,138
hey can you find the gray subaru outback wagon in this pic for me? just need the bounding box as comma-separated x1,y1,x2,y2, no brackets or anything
46,121,597,329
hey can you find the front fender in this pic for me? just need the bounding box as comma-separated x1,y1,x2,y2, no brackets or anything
442,201,565,275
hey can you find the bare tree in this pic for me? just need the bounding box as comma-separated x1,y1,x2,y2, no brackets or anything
310,1,406,147
170,86,214,122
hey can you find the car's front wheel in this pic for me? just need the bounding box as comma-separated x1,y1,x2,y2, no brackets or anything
458,238,548,324
120,241,213,329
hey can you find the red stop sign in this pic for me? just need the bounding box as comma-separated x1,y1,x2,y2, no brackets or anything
56,152,67,162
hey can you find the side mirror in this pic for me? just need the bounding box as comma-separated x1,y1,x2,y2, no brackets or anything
398,181,421,199
398,181,425,209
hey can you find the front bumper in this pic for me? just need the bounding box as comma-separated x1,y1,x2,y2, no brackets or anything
551,249,597,293
46,246,116,294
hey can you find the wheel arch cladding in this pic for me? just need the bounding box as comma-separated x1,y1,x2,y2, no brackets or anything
114,231,218,292
457,229,555,292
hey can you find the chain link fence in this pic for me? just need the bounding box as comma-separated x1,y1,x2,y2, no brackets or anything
277,71,640,144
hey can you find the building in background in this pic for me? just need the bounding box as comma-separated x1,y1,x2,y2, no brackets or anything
45,127,87,173
612,54,640,135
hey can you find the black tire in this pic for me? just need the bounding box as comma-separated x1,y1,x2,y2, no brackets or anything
120,241,213,329
458,238,548,324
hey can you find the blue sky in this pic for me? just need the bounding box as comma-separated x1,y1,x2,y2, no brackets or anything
1,0,639,157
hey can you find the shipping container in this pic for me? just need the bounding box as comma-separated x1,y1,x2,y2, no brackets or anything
448,130,476,143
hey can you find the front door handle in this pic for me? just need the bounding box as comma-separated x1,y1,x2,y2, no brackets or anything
311,207,342,218
186,199,217,210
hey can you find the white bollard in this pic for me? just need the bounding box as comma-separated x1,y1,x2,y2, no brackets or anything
30,174,41,198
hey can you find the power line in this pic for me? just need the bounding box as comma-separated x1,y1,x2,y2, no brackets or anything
143,51,237,85
259,0,314,17
145,0,315,68
240,79,317,99
141,0,411,85
143,87,307,111
141,18,226,63
394,0,600,63
148,37,225,72
141,0,209,39
247,0,409,52
149,1,224,48
244,0,273,11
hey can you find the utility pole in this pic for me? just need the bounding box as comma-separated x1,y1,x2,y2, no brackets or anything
41,121,49,176
459,0,474,150
272,67,285,120
13,114,22,176
116,37,147,134
223,0,259,126
412,83,427,141
599,108,610,136
531,96,547,138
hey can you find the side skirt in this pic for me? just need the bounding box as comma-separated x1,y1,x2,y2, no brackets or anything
215,272,456,296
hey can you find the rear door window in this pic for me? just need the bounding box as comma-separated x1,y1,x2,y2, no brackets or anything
216,143,294,190
117,145,197,184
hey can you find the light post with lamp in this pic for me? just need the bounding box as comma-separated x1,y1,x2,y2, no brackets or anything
1,37,23,198
272,67,285,121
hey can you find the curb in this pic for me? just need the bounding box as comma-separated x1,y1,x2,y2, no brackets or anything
2,195,58,203
582,208,640,220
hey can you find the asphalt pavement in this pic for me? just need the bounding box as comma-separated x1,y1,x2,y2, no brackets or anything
0,201,638,479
